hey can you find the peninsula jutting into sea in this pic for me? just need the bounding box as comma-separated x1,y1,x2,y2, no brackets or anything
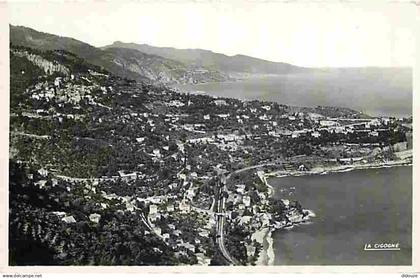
9,25,412,266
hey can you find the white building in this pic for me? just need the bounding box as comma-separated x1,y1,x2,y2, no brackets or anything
320,120,338,127
153,149,161,157
235,184,246,194
217,114,230,119
167,100,185,107
62,215,76,224
118,171,137,181
240,216,252,225
243,196,251,207
311,131,321,138
89,213,101,224
214,99,227,106
179,200,191,213
154,227,162,236
149,204,158,214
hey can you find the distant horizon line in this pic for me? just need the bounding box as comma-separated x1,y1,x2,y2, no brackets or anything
105,40,413,69
10,23,413,69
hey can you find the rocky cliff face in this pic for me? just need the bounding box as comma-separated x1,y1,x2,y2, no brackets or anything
101,47,232,85
104,41,306,75
12,49,70,76
10,25,232,85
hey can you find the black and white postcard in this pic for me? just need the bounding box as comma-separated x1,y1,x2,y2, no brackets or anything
0,0,418,276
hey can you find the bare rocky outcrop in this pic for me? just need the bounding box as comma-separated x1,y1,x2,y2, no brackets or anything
12,50,70,76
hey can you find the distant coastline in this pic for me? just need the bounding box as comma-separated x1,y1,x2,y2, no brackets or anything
265,152,412,179
173,68,413,119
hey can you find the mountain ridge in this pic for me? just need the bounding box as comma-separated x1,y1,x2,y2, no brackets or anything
9,25,231,85
10,25,411,87
102,41,305,74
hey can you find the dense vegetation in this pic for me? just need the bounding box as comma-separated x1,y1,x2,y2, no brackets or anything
9,44,410,266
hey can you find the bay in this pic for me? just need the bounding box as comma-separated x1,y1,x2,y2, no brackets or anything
269,166,412,265
174,69,412,118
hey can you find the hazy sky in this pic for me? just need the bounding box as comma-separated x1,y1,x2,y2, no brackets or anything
7,1,417,67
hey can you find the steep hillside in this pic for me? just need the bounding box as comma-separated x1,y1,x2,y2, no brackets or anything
9,44,409,266
99,47,231,84
103,41,306,75
9,44,304,266
10,25,230,85
10,25,103,63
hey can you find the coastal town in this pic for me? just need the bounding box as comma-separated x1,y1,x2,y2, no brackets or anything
9,45,412,266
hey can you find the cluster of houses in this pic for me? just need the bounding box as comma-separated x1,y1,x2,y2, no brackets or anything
13,46,412,266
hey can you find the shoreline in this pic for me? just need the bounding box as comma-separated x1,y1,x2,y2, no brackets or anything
265,157,412,179
251,227,270,265
254,155,412,266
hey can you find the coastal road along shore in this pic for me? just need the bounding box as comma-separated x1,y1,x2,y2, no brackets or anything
214,162,282,265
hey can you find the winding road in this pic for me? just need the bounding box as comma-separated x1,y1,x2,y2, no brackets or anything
214,163,281,265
